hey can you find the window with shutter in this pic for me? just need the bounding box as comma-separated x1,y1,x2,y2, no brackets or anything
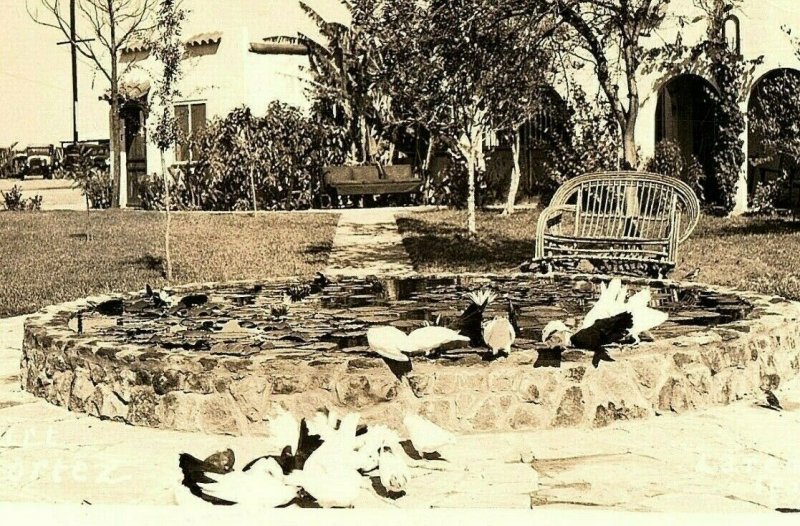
174,102,207,163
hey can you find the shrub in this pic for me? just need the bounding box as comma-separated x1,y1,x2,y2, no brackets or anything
2,185,43,211
543,86,619,199
140,103,345,211
644,140,707,202
72,167,113,209
747,170,787,215
68,146,114,209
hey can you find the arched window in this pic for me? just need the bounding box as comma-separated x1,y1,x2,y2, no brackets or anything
723,14,741,55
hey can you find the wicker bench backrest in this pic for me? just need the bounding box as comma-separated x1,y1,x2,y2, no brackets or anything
548,171,700,243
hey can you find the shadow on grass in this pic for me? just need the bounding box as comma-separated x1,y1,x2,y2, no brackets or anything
126,253,165,272
396,217,532,272
706,219,800,238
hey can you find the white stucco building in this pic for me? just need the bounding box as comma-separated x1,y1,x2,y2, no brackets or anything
112,0,800,211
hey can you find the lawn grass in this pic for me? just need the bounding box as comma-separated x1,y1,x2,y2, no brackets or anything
397,208,800,300
0,210,338,317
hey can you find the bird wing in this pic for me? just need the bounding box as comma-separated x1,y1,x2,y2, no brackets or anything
407,326,469,353
367,326,411,361
582,278,626,329
198,468,297,507
629,306,668,337
571,311,634,351
626,287,652,311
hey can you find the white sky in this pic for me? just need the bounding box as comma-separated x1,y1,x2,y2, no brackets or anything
0,0,345,147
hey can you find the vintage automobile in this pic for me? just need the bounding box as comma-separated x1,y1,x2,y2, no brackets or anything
22,145,55,179
61,141,111,172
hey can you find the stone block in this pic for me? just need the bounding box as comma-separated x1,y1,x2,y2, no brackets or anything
335,375,374,408
552,386,585,427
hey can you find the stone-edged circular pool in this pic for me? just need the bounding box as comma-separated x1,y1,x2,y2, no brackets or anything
20,273,800,435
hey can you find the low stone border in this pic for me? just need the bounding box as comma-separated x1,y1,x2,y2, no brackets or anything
20,274,800,435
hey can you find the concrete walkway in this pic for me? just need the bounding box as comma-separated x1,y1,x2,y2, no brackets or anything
325,207,423,277
0,179,84,211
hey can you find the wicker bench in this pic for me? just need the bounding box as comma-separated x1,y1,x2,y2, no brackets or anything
530,171,700,277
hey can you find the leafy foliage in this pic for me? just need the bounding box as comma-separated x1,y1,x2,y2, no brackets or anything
68,145,113,209
649,1,762,212
1,185,43,211
544,0,673,166
140,104,344,211
644,140,706,202
549,87,619,178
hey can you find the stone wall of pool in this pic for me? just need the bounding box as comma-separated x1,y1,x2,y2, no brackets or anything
19,274,800,435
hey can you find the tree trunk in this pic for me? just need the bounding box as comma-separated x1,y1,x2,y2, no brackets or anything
466,149,477,236
109,97,122,207
621,122,638,169
161,155,173,281
109,0,122,208
249,165,258,213
423,135,435,174
503,129,521,216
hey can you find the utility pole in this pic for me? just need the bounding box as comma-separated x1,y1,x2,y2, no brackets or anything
57,0,94,145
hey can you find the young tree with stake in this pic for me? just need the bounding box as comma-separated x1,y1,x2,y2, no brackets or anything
149,0,186,281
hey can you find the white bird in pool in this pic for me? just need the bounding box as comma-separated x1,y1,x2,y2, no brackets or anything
482,317,515,355
403,413,456,455
367,325,469,362
196,457,299,507
287,413,365,508
481,299,520,355
541,279,669,366
367,326,413,362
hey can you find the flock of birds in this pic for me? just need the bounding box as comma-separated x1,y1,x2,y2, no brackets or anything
178,409,456,508
367,277,670,368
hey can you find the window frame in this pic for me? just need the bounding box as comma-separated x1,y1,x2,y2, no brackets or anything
173,101,207,164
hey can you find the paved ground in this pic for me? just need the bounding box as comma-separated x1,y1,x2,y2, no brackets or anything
2,314,800,511
0,178,84,210
2,207,800,512
325,207,429,277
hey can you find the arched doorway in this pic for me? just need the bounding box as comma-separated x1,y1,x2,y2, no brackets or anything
747,68,800,209
120,100,148,208
655,74,718,199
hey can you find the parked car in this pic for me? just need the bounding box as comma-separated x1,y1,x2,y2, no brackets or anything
22,145,55,179
61,141,110,172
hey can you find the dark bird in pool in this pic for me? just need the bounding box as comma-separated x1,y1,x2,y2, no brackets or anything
311,272,330,293
682,268,701,281
765,389,782,411
542,311,634,368
457,289,497,346
93,298,124,316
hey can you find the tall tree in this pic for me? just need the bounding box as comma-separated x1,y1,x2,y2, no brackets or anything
149,0,186,281
263,0,394,166
377,0,554,234
28,0,156,207
502,0,672,167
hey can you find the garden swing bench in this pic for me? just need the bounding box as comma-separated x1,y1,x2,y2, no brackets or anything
529,171,701,278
